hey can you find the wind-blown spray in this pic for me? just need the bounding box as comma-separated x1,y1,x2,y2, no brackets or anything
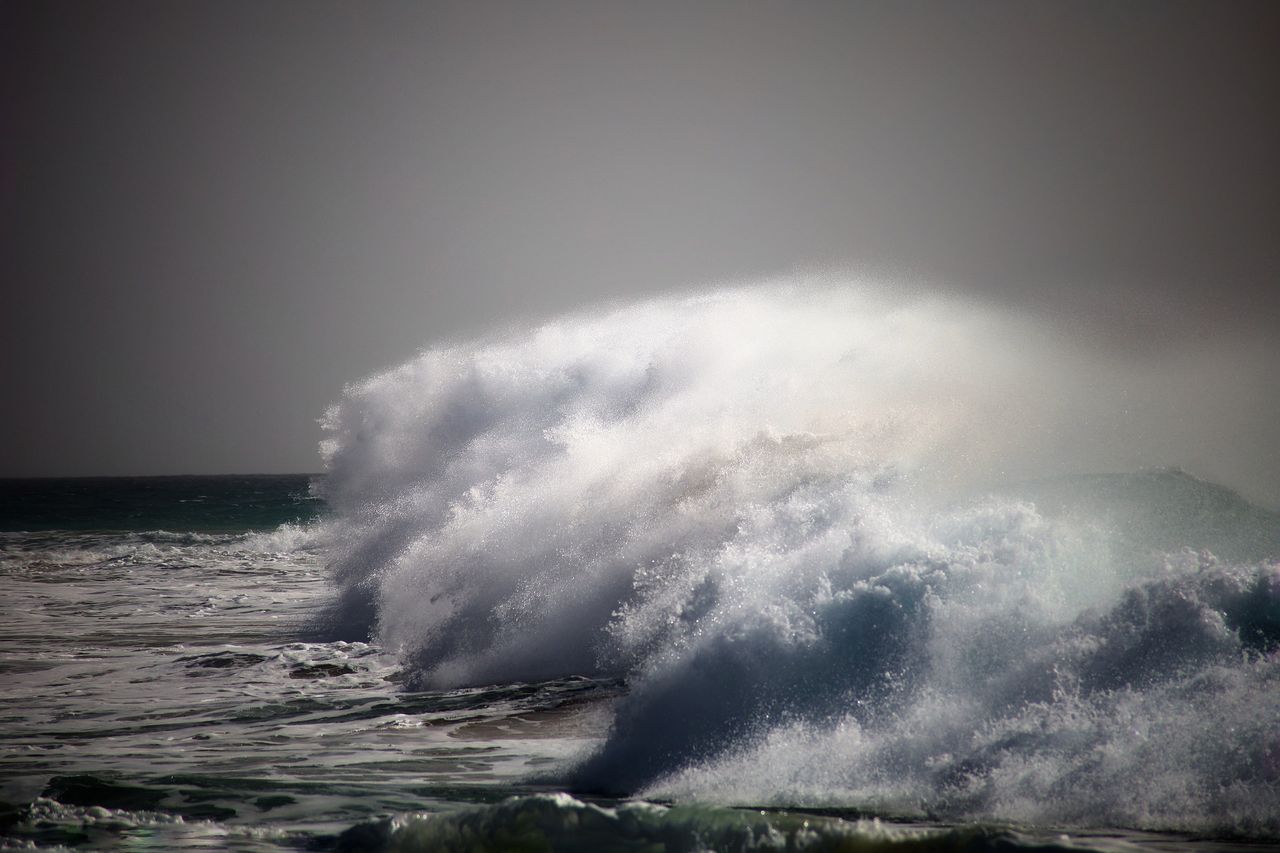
318,283,1280,835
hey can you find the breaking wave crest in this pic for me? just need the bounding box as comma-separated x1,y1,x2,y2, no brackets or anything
317,284,1280,835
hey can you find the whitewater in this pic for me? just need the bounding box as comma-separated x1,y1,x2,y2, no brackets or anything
2,283,1278,851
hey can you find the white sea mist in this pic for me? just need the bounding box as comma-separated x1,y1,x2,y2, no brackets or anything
316,281,1280,835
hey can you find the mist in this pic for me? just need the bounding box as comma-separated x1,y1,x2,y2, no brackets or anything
316,282,1278,682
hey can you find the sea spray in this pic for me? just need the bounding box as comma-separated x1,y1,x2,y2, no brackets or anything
318,285,1089,675
317,283,1280,835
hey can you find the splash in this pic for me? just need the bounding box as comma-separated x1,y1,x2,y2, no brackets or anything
318,282,1280,835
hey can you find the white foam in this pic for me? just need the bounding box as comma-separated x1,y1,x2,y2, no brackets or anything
318,281,1280,834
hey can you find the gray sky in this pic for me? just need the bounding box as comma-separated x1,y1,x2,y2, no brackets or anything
3,1,1277,491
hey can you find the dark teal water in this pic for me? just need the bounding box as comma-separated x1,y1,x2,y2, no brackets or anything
0,474,324,532
2,475,1277,852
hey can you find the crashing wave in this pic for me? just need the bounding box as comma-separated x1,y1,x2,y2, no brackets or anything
316,283,1280,835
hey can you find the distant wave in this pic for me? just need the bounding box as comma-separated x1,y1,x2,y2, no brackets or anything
317,283,1280,835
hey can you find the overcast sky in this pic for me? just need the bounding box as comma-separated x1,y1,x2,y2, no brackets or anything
3,1,1277,491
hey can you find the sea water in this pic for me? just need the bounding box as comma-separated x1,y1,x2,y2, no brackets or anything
2,285,1278,851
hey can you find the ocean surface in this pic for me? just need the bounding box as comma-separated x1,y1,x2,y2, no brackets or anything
3,288,1279,852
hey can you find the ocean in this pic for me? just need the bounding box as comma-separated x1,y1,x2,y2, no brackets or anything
3,288,1279,852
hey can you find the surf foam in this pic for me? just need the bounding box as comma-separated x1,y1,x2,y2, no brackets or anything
318,282,1280,834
